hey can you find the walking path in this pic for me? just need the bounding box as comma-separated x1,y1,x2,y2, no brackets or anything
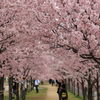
30,84,58,100
31,84,82,100
43,84,82,100
45,85,58,100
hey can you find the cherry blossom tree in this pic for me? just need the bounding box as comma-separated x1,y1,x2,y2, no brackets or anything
0,0,100,100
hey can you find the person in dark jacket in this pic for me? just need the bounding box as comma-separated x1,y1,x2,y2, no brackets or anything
56,80,62,100
56,80,68,100
60,80,68,100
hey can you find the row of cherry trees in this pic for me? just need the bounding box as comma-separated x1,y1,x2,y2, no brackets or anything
48,0,100,100
0,0,100,100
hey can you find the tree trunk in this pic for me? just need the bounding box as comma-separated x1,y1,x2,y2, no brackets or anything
70,79,73,92
72,79,74,93
96,72,100,100
65,79,68,100
8,77,13,100
16,83,19,100
73,80,76,95
81,80,86,100
31,78,33,90
0,77,4,100
66,79,68,89
20,83,26,100
77,81,80,96
68,78,71,91
87,74,93,100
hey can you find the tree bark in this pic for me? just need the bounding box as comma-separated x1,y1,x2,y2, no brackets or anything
81,80,86,100
73,80,76,95
65,79,68,100
31,78,33,91
70,79,73,92
87,74,93,100
77,81,80,96
16,83,19,100
68,78,71,91
0,77,4,100
96,72,100,100
20,83,26,100
8,77,13,100
71,80,73,93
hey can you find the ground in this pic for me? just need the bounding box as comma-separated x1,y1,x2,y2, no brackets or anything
30,84,82,100
4,84,82,100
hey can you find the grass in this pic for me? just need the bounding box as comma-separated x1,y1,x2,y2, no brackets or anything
4,85,47,100
26,86,47,100
68,92,83,100
4,96,8,100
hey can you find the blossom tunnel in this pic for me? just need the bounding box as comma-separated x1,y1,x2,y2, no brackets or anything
0,0,100,100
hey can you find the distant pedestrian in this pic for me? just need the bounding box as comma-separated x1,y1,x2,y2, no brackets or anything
34,80,40,93
49,79,52,84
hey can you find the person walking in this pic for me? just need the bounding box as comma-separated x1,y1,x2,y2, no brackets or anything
34,80,40,93
57,80,68,100
56,80,62,100
60,80,68,100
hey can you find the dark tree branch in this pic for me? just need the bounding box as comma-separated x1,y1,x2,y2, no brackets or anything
0,34,13,44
